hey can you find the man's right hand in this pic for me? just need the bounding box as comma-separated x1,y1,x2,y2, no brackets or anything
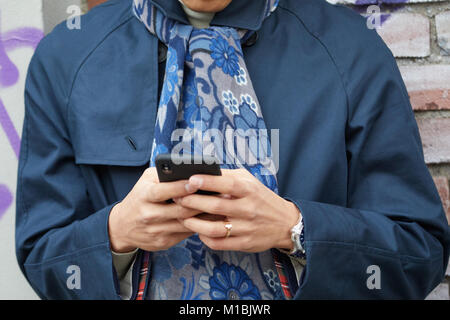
108,167,202,253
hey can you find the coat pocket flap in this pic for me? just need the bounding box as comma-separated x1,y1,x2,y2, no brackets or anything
73,127,153,166
69,104,154,167
67,30,158,167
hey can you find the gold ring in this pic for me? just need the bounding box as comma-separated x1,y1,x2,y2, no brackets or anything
224,222,233,238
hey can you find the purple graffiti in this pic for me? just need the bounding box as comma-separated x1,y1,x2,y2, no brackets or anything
0,10,44,158
0,184,13,219
0,27,43,87
0,98,20,158
354,0,408,26
0,10,43,220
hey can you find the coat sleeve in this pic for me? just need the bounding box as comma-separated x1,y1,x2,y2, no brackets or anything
290,32,450,300
15,36,123,300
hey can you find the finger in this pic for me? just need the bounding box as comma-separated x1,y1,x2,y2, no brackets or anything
176,208,216,220
181,217,244,238
143,203,203,222
220,169,251,177
142,167,159,183
146,179,193,202
175,194,239,217
185,173,251,197
149,219,194,234
165,203,204,220
199,234,252,252
170,232,196,244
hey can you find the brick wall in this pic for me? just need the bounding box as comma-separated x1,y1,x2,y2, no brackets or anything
85,0,450,299
333,0,450,299
86,0,104,9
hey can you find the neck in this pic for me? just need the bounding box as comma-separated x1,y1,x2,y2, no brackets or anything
179,0,215,28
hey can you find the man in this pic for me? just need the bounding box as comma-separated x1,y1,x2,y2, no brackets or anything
16,0,450,299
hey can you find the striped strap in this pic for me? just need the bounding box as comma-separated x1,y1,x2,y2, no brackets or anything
136,251,150,300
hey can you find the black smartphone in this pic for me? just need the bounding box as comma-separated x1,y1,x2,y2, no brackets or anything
155,153,222,196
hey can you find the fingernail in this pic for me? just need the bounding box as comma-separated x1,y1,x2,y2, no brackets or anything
185,183,195,193
189,176,203,188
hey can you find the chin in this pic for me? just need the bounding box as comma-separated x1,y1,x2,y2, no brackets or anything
182,0,233,13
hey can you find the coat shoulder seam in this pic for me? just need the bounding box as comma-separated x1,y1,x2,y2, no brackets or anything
65,15,135,126
277,4,351,122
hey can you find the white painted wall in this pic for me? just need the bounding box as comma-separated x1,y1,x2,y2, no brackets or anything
0,0,82,300
0,0,43,300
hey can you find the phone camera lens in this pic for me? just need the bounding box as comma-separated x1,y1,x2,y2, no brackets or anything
161,163,172,174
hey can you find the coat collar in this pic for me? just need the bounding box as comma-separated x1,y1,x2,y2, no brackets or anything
149,0,269,31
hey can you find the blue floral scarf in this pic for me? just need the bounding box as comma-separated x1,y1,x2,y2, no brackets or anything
133,0,286,300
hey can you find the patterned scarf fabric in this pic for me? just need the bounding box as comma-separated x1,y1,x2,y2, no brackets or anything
133,0,289,300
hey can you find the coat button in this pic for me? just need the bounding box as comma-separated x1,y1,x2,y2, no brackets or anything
158,42,167,63
243,32,258,47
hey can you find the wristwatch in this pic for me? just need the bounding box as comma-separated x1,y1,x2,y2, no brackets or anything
279,216,306,259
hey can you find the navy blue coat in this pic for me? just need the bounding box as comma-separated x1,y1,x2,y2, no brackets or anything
16,0,450,299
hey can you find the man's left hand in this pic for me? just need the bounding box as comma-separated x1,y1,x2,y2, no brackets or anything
174,169,301,253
